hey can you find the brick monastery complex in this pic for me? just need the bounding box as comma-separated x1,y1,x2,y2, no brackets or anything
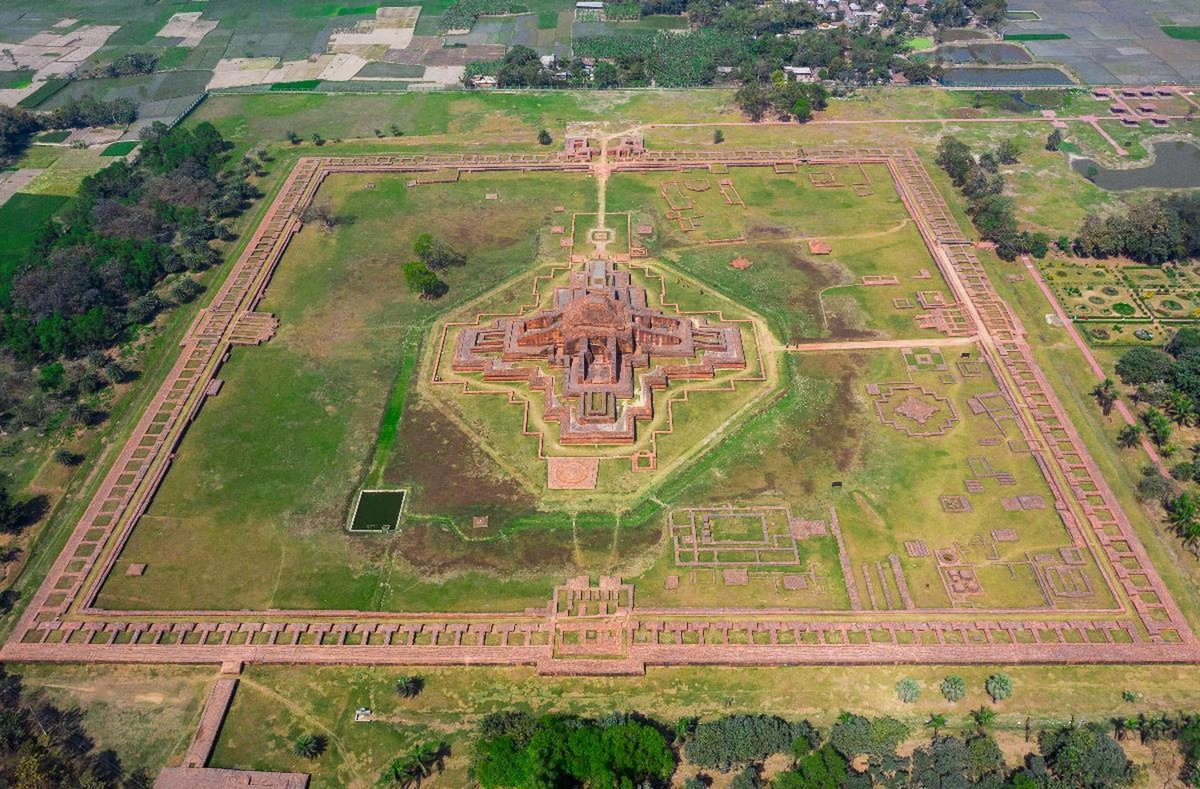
452,258,745,444
3,138,1198,678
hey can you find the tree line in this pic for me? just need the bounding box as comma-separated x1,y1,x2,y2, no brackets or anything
936,135,1050,261
0,122,260,452
0,97,140,166
465,0,1000,91
463,708,1161,788
1109,327,1200,551
1074,194,1200,265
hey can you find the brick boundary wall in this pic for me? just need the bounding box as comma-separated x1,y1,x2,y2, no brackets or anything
3,147,1196,673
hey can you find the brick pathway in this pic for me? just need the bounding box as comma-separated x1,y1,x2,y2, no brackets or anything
3,147,1196,673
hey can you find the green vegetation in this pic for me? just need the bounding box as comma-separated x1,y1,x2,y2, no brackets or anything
34,130,71,143
15,79,68,109
100,140,139,156
473,712,674,787
0,194,69,277
1003,32,1069,41
1074,194,1200,264
0,70,34,90
270,79,322,92
1161,25,1200,41
937,135,1049,260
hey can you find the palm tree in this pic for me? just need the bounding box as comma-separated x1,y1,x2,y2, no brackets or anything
1164,392,1196,426
970,706,997,732
1117,423,1143,449
1168,493,1199,535
925,713,948,737
1144,408,1172,448
384,756,421,788
395,675,425,699
1093,378,1117,416
291,733,327,759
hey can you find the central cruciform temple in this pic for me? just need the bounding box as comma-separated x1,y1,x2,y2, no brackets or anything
452,260,746,444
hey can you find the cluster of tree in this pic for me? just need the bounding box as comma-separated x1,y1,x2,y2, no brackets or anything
0,664,149,787
936,135,1050,261
1109,329,1200,550
0,106,40,163
46,96,139,130
83,52,158,79
467,706,1145,789
928,0,1007,29
734,79,829,123
1073,194,1200,264
403,233,466,299
0,122,254,426
470,711,675,787
467,0,999,91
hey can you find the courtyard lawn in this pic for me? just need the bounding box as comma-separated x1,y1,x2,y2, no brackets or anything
96,170,599,612
607,164,951,343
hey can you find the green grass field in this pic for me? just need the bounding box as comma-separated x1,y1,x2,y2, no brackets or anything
1161,25,1200,41
0,193,68,294
1003,32,1069,41
100,141,139,156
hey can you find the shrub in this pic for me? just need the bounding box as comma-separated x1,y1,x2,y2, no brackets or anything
1171,462,1195,481
940,675,967,702
985,673,1013,702
896,678,920,703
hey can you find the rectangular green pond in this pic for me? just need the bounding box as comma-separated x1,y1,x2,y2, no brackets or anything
347,489,407,532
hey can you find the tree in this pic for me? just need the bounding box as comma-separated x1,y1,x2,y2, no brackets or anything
996,137,1021,164
396,675,425,698
895,678,920,703
729,764,762,789
940,674,967,702
1167,327,1200,359
985,673,1013,702
311,132,324,146
593,61,619,88
0,483,22,534
1143,407,1172,448
286,130,300,144
925,713,948,737
776,745,848,789
713,129,725,144
683,715,818,770
413,233,466,270
789,95,813,123
292,733,327,759
1039,723,1134,788
403,261,444,299
1171,461,1195,482
734,81,772,122
1117,423,1143,449
537,129,552,145
1093,378,1117,417
1114,348,1173,386
1046,128,1063,151
1136,472,1175,503
936,136,975,187
970,705,997,731
1164,390,1196,426
1168,492,1199,537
